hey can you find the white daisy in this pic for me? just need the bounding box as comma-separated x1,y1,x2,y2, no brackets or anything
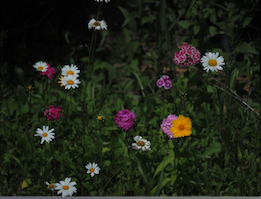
61,64,80,77
61,75,81,89
33,61,48,72
85,162,100,177
132,136,151,151
88,18,108,30
201,52,225,72
45,181,56,191
55,177,77,197
34,126,55,144
95,0,110,2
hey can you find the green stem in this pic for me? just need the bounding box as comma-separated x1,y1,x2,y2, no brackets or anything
101,151,138,193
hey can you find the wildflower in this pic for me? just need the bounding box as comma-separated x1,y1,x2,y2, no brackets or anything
34,126,55,144
97,115,105,122
44,105,64,121
40,64,57,79
45,181,56,191
55,177,77,197
61,75,81,89
201,52,225,72
26,84,34,92
173,43,201,67
61,64,80,77
170,115,192,138
58,75,64,87
161,115,178,140
95,0,110,2
33,61,48,72
114,109,135,131
156,75,172,90
88,18,108,30
180,91,187,99
85,163,100,177
132,136,151,151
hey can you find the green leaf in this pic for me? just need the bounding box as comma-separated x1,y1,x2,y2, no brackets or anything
150,177,171,195
209,26,217,35
242,16,253,28
102,147,111,153
153,155,174,178
203,142,222,156
230,68,239,89
193,25,200,35
177,20,191,29
234,42,258,54
141,16,156,24
171,169,178,185
10,155,21,165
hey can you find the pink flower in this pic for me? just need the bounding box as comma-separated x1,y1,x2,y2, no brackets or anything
157,79,164,87
173,43,201,67
114,109,135,131
164,80,172,89
156,75,172,90
44,105,64,121
40,64,57,79
161,114,178,139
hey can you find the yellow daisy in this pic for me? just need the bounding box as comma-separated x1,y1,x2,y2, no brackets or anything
170,115,192,138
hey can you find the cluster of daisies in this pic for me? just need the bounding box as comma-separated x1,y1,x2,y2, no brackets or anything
157,42,225,90
45,162,100,197
58,64,81,89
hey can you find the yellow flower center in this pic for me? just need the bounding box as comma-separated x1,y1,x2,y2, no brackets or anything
137,141,145,146
208,59,217,66
179,125,185,130
97,116,102,120
90,168,95,173
49,184,54,188
63,185,69,190
67,70,74,75
43,133,48,137
28,86,32,90
93,21,101,26
38,66,44,70
67,80,74,85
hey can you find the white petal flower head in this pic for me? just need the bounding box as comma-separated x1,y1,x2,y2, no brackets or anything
95,0,110,2
34,126,55,144
45,181,56,191
88,18,107,30
61,75,81,90
85,162,100,177
55,177,77,197
61,64,80,77
132,136,151,151
33,61,48,72
201,52,225,72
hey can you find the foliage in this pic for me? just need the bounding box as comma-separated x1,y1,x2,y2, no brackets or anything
0,0,260,196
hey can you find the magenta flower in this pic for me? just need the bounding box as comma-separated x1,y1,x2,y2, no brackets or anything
173,42,201,67
114,109,135,131
44,105,64,121
157,79,164,87
40,64,57,79
156,75,172,90
161,114,178,139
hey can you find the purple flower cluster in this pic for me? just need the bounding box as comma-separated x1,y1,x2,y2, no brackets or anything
161,114,178,139
156,75,172,90
114,109,135,131
173,42,201,67
44,105,64,121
